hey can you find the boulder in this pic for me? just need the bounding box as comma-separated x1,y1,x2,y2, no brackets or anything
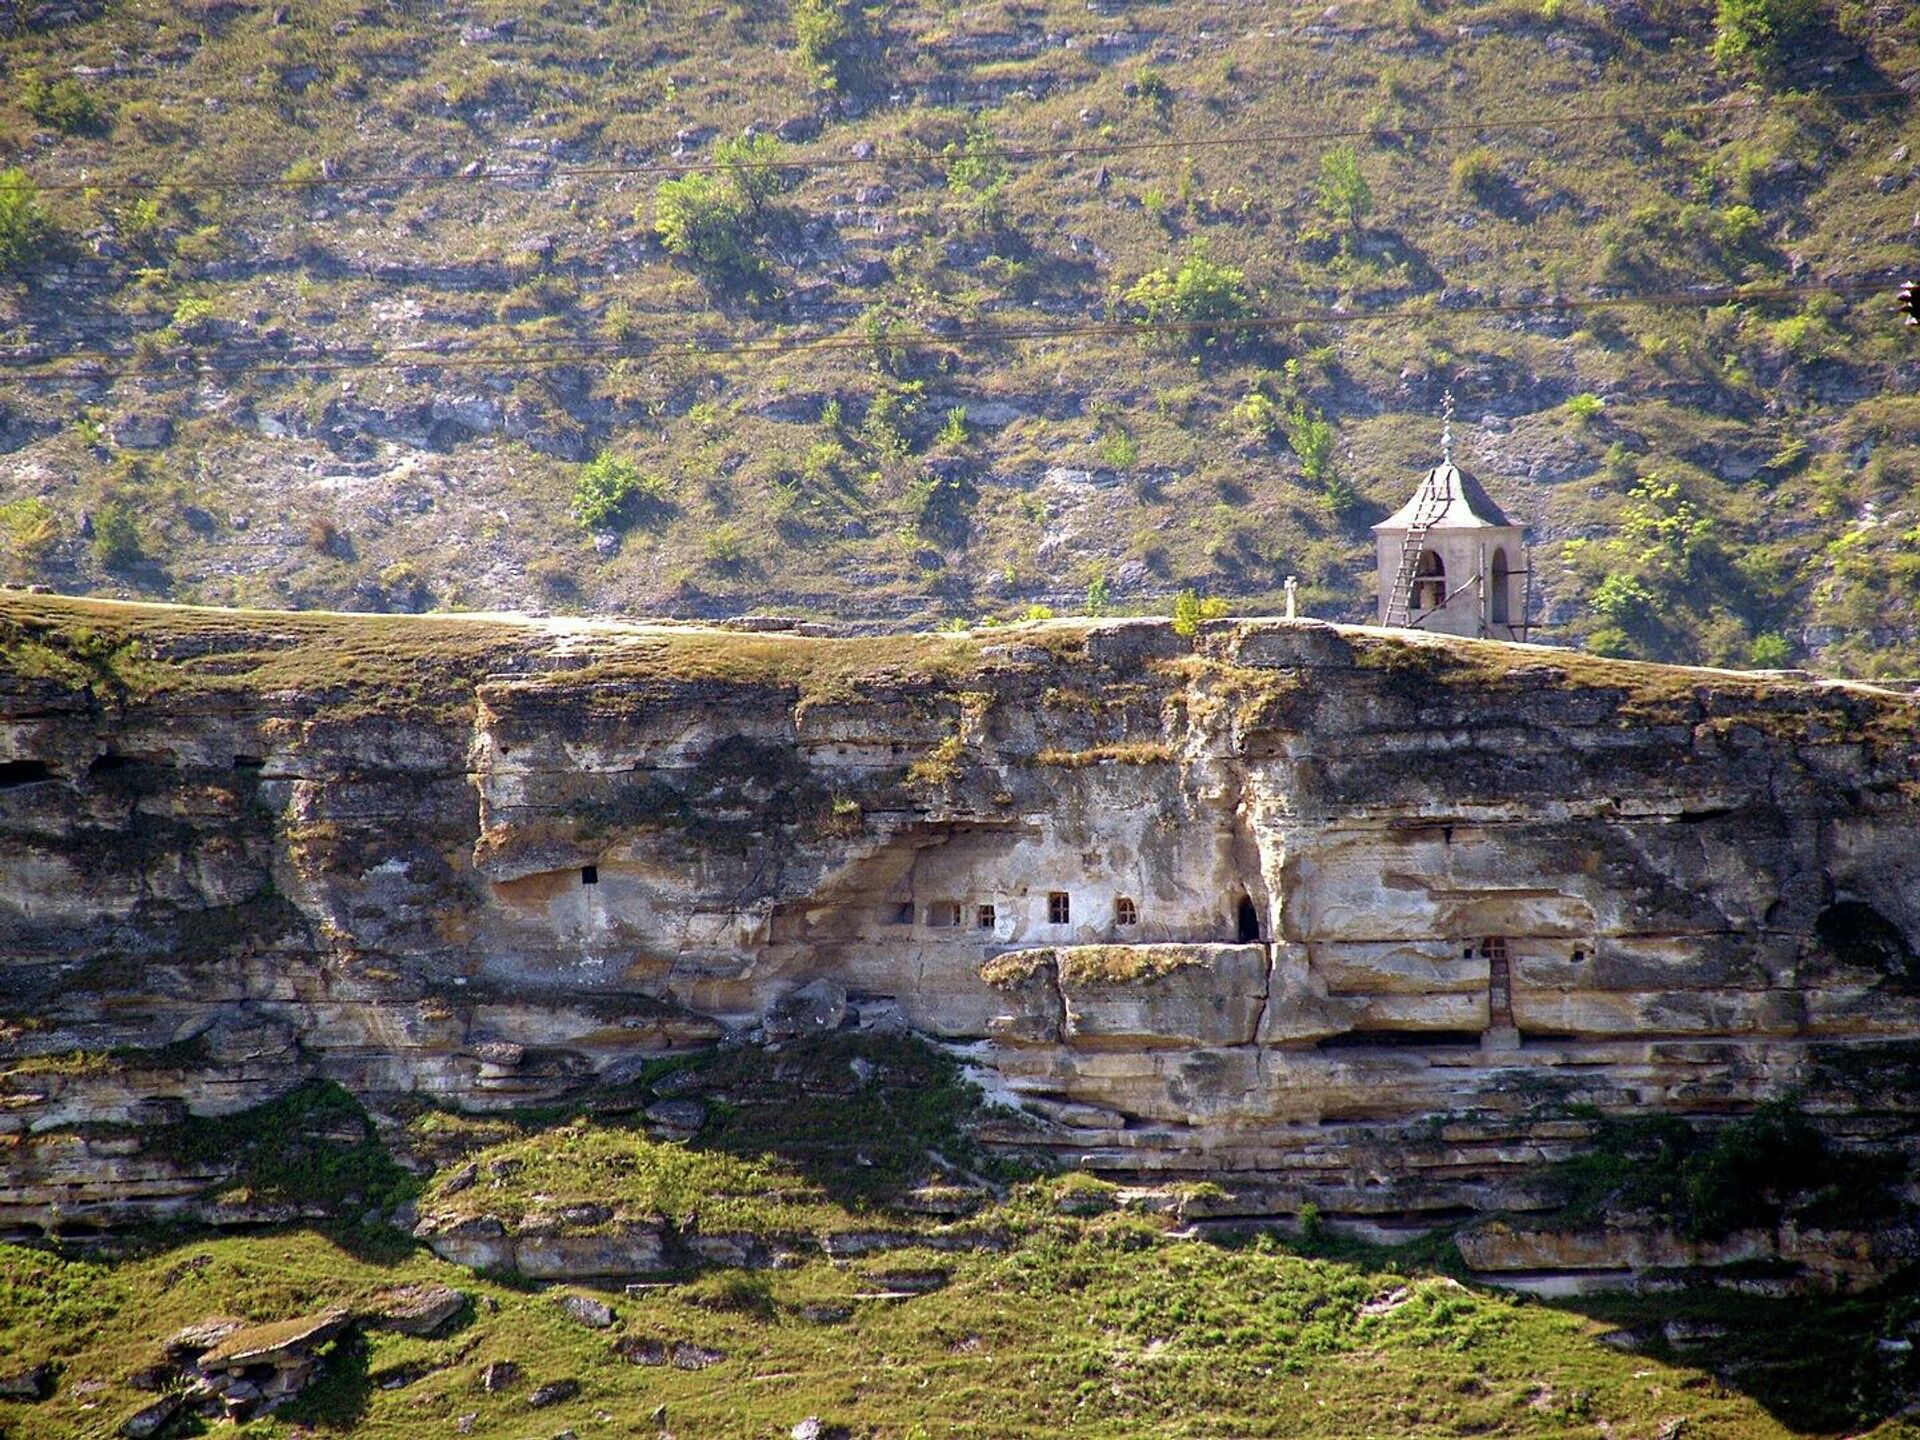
119,1393,182,1438
196,1310,349,1370
110,412,173,450
361,1284,466,1336
766,979,848,1038
556,1292,616,1329
644,1098,708,1133
670,1342,725,1370
527,1378,580,1408
0,1363,53,1401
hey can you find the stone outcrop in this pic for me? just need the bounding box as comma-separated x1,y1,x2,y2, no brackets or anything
4,594,1920,1288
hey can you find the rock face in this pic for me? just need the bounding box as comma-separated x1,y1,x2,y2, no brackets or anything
4,596,1920,1280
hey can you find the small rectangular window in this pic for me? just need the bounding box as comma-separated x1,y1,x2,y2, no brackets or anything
1115,896,1137,926
889,901,914,925
976,904,996,930
928,902,962,928
1048,891,1071,925
581,864,599,886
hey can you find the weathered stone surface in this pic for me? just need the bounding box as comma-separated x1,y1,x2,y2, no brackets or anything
556,1292,616,1329
360,1284,466,1336
119,1392,181,1438
5,600,1920,1286
0,1362,53,1400
527,1377,580,1408
198,1310,349,1369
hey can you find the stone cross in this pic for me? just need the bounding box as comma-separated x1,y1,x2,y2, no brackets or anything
1284,575,1298,619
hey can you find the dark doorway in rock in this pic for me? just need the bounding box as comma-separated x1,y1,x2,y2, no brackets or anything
1236,896,1260,943
0,760,52,789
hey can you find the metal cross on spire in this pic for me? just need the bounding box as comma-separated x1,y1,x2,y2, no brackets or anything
1441,389,1455,466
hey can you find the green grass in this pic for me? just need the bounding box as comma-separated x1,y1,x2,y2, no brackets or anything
6,1207,1920,1437
2,592,1914,756
9,1035,1920,1436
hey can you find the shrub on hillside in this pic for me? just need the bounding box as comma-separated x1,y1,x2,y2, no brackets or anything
90,502,144,571
1123,244,1255,350
0,169,59,274
571,454,667,531
20,72,102,133
1450,147,1501,202
944,123,1010,228
1314,146,1374,233
712,131,787,215
652,172,758,273
1281,403,1354,515
792,0,861,90
1713,0,1817,72
649,133,789,279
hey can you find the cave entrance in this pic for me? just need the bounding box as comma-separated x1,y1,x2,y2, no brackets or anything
0,760,52,789
1236,895,1261,944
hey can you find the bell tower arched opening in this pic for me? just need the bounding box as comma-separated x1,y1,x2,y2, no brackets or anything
1412,550,1446,614
1490,547,1511,626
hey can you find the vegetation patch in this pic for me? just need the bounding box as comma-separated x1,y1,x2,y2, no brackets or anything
982,945,1213,987
1031,741,1173,767
160,1079,422,1217
1547,1098,1909,1239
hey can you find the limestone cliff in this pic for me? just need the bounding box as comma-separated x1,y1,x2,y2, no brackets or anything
4,594,1919,1285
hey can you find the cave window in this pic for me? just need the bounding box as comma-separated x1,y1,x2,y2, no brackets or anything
1412,549,1446,613
0,760,52,789
1048,891,1071,925
1237,896,1260,943
976,904,996,930
889,902,914,925
1572,947,1586,963
1816,901,1918,989
580,864,598,886
1482,935,1513,1028
928,901,963,928
1115,896,1138,927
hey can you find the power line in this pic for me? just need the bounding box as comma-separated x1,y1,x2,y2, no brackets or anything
4,87,1904,197
1,277,1887,383
2,275,1895,368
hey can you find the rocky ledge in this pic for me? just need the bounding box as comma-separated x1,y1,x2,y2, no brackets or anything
3,593,1919,1291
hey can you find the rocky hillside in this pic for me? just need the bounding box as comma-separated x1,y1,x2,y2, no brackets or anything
3,1,1920,674
5,591,1920,1288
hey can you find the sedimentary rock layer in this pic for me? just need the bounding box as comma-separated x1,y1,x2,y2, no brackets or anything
3,593,1918,1263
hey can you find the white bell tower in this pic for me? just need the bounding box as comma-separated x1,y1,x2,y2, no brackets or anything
1372,395,1530,641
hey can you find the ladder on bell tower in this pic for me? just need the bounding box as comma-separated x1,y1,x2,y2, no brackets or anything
1383,489,1448,628
1383,392,1456,629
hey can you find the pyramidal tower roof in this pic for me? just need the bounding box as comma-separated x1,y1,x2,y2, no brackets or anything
1372,460,1515,531
1372,394,1516,532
